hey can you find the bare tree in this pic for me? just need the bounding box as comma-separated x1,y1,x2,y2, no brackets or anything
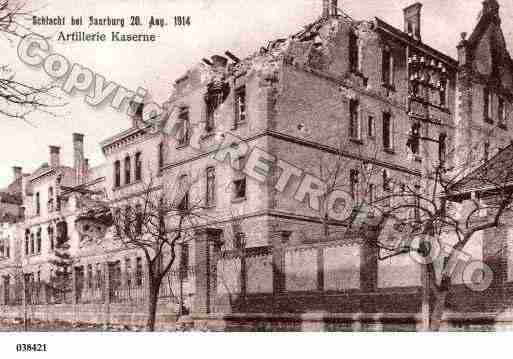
363,134,513,330
0,1,65,121
76,174,211,331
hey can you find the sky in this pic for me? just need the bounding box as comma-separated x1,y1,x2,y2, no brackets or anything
0,0,512,188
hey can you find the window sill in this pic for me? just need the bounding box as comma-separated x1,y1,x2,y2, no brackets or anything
231,121,247,131
113,180,143,192
204,204,216,209
231,197,247,204
382,83,396,92
484,117,494,125
176,143,190,150
350,138,364,146
201,132,216,141
498,123,508,130
384,148,396,155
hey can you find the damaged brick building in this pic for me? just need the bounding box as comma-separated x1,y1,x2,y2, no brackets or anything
1,0,513,330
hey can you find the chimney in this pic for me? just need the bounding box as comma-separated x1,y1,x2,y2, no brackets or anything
211,55,228,71
12,167,22,181
322,0,338,18
457,32,468,66
403,2,423,40
49,146,61,168
330,0,338,17
482,0,499,16
73,133,84,185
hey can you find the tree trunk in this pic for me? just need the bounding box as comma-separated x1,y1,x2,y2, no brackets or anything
429,289,448,331
146,281,159,332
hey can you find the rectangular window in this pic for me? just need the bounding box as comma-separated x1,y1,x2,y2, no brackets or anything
382,47,394,87
96,263,102,289
30,233,34,255
25,232,29,256
177,108,190,146
180,243,189,280
407,123,421,155
499,97,506,127
114,161,121,188
158,143,164,168
235,86,246,126
48,187,54,212
178,175,190,211
484,88,492,122
135,204,143,235
135,152,142,181
125,258,132,287
349,99,361,140
440,80,447,108
233,178,247,200
484,142,490,162
87,264,93,289
439,133,447,164
36,229,41,254
206,167,216,207
383,170,391,192
383,112,393,151
368,116,375,138
205,98,215,133
369,183,375,204
350,169,359,199
35,192,40,215
233,156,247,201
135,257,143,287
124,206,131,234
349,31,359,73
124,156,131,185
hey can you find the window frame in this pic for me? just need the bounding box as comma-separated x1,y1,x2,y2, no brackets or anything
382,112,394,152
124,156,131,185
135,152,142,181
206,167,216,207
234,86,247,127
114,160,121,188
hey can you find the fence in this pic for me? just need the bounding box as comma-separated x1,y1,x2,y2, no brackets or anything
0,266,196,309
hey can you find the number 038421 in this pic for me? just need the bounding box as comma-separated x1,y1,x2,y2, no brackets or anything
16,344,47,352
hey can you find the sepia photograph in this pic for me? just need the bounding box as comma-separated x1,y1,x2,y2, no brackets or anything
1,0,513,356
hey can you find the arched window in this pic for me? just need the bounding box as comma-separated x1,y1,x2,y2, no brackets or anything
36,228,42,254
114,160,121,188
135,152,142,181
124,156,131,185
25,230,29,256
48,225,54,251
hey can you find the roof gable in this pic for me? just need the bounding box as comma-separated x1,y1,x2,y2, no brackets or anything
466,0,513,93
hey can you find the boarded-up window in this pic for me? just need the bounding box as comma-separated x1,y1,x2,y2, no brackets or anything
246,255,273,294
285,248,317,291
324,245,360,290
